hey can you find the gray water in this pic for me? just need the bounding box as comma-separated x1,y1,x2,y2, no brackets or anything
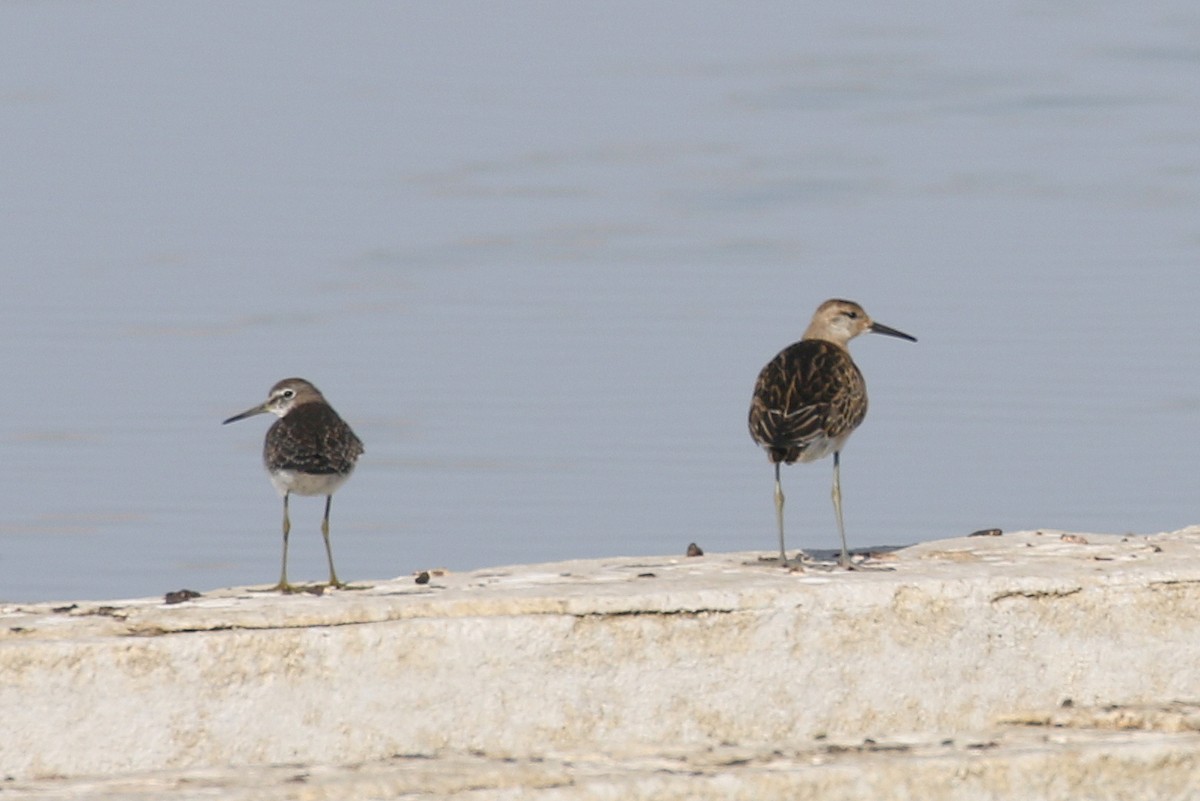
2,2,1198,602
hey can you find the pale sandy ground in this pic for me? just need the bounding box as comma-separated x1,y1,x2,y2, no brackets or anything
4,528,1200,799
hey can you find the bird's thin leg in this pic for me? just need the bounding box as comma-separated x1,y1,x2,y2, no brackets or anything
274,492,295,592
322,495,344,589
773,461,788,563
831,452,851,568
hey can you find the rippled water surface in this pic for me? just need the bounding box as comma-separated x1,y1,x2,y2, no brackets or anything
2,2,1199,601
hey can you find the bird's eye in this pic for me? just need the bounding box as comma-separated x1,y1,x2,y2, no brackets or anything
282,389,295,399
845,311,858,320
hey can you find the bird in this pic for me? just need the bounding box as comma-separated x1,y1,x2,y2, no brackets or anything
748,299,915,567
223,378,364,592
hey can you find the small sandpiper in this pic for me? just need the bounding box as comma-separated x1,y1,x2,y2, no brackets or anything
748,299,915,567
223,378,364,592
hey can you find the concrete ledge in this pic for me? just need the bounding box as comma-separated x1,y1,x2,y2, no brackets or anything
5,728,1200,800
4,527,1200,797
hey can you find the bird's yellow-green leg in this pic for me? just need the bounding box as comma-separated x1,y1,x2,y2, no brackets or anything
322,495,345,589
832,452,851,568
774,461,788,563
270,492,300,592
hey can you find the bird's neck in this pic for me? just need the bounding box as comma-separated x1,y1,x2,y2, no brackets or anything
801,330,851,349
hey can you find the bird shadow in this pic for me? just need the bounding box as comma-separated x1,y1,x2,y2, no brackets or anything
750,546,902,572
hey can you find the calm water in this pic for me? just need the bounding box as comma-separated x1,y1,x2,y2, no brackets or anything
2,2,1198,602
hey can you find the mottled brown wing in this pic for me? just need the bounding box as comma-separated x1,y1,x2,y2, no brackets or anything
266,403,364,474
748,339,865,463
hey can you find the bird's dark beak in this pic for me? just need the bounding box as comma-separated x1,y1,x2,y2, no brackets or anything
222,403,269,425
869,322,917,343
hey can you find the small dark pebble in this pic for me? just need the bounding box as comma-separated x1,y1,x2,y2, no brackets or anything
966,741,998,750
968,528,1003,537
164,589,201,605
415,571,431,585
637,572,657,579
1061,698,1074,708
286,773,309,784
686,542,704,557
52,604,78,614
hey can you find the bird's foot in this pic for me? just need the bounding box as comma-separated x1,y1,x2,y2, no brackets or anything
249,581,305,594
325,579,372,591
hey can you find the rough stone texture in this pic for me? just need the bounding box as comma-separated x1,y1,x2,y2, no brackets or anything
3,527,1200,798
5,730,1200,800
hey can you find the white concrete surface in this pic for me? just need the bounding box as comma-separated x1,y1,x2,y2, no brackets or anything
4,527,1200,798
6,728,1200,800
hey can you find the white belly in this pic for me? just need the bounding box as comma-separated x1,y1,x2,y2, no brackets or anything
794,431,851,464
269,469,353,497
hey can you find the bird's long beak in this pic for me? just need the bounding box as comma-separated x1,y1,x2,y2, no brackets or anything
869,321,917,342
222,403,269,425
